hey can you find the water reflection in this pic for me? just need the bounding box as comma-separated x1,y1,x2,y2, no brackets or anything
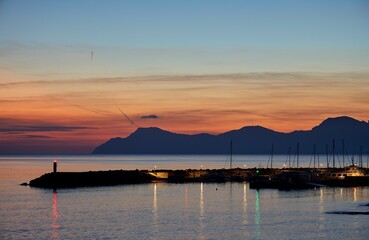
319,188,325,231
185,184,188,208
242,182,249,238
353,187,357,202
199,182,205,239
152,183,158,231
255,190,261,239
243,182,248,225
319,188,324,207
200,182,204,217
51,190,60,240
153,183,157,211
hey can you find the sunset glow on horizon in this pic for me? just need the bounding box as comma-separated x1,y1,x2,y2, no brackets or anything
0,0,368,154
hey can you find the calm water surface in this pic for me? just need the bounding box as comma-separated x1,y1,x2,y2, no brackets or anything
1,155,368,239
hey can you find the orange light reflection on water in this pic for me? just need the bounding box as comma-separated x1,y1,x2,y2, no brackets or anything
51,190,60,240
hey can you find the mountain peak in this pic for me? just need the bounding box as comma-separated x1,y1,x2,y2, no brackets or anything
317,116,365,128
134,127,165,133
323,116,357,123
129,127,174,138
243,125,275,132
220,125,279,138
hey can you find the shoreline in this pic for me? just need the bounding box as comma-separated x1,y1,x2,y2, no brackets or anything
26,167,369,189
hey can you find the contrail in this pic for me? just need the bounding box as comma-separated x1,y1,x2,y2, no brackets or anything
118,108,138,128
71,103,109,115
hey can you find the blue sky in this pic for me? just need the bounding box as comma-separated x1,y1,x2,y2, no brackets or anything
1,0,368,77
1,0,368,48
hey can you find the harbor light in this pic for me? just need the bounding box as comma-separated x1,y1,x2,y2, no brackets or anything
53,160,57,173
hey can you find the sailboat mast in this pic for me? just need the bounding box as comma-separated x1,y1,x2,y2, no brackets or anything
333,139,335,168
288,146,291,168
271,143,274,169
342,139,345,167
297,142,300,168
230,140,233,169
326,144,329,168
360,145,363,168
318,152,320,168
313,144,316,169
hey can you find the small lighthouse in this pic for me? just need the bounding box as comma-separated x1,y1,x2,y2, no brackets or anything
53,160,57,173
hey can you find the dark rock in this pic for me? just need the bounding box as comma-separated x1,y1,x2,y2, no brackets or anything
29,170,155,188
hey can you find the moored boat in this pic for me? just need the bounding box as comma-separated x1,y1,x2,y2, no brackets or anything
319,165,366,180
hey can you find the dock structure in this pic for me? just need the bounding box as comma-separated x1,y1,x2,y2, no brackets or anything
148,171,169,179
27,166,369,189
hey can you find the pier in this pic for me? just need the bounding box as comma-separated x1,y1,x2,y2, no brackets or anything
28,166,369,189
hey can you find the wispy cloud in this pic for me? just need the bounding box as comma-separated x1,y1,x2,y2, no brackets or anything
0,117,95,134
140,115,159,119
0,125,94,133
1,72,369,87
21,135,54,139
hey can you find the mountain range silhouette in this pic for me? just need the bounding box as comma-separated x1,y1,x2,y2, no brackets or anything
93,116,369,154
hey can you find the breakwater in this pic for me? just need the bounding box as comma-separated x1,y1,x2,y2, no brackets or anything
29,168,248,188
27,167,369,189
29,170,153,188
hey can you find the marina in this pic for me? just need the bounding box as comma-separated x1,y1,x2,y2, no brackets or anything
28,163,369,189
27,143,369,189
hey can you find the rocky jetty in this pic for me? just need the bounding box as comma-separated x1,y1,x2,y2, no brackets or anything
29,170,154,188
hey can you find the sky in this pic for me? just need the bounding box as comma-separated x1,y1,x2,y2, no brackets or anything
0,0,368,154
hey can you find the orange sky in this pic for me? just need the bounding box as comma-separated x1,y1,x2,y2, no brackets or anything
1,69,369,153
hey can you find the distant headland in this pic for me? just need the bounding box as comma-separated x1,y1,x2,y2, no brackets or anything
93,116,369,155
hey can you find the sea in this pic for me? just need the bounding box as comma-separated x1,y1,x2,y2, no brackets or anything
1,155,369,240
